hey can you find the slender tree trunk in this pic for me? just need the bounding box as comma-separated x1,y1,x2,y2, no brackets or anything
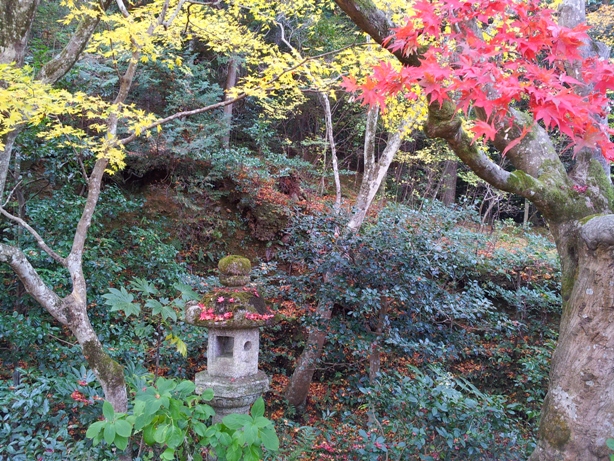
348,127,404,232
319,92,342,211
367,299,388,425
286,112,403,407
368,299,388,383
221,57,238,149
285,301,333,409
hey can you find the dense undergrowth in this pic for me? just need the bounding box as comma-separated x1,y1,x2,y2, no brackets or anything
0,165,560,460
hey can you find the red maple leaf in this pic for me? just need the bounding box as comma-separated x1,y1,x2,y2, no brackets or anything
470,120,498,142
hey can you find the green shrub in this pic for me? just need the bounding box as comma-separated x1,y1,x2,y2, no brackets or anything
357,366,525,461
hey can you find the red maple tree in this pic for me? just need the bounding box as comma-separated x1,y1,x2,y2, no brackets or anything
343,0,614,158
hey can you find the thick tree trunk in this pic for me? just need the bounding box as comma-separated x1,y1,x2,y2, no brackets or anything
0,0,40,66
529,217,614,461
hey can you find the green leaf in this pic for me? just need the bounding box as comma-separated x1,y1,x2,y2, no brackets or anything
244,422,259,445
169,398,186,421
114,435,129,450
167,425,184,448
86,421,105,439
174,282,201,301
134,411,154,431
161,447,175,460
244,445,262,461
156,377,176,395
102,401,115,421
103,423,116,445
607,439,614,451
130,278,159,296
222,413,252,430
260,426,279,451
163,305,178,322
200,388,214,401
132,399,146,416
174,380,195,398
154,423,170,444
145,298,165,316
226,443,242,461
92,432,103,446
143,423,156,445
115,419,133,438
102,287,141,318
219,431,232,446
253,416,271,428
250,397,265,418
195,403,215,420
193,421,208,437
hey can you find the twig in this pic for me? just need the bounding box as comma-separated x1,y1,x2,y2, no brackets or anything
2,180,23,208
48,333,77,348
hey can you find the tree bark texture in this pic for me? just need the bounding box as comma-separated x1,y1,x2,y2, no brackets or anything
527,218,614,461
0,0,40,66
335,0,614,459
285,302,333,409
347,125,403,232
438,160,458,207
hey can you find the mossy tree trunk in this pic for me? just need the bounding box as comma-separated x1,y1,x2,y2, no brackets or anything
335,0,614,459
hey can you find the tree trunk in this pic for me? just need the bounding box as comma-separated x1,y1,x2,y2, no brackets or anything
438,160,457,207
0,0,40,66
529,217,614,461
285,301,333,409
221,56,238,149
348,120,405,232
319,92,342,210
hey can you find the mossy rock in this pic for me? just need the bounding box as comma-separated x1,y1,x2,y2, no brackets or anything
218,255,251,275
218,255,251,287
247,203,290,241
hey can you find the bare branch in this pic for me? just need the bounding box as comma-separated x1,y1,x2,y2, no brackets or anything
119,93,247,145
0,243,67,324
164,0,189,28
0,207,67,266
2,180,23,208
115,0,130,18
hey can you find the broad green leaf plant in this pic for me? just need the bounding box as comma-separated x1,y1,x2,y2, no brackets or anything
86,378,279,461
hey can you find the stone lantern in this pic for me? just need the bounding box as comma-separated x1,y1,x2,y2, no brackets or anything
185,255,272,422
